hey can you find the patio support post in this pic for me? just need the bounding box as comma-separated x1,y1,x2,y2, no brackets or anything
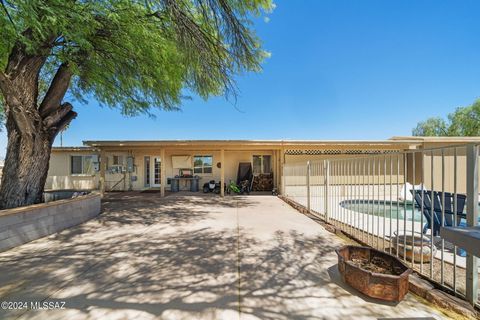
272,150,277,189
277,150,282,193
161,148,166,197
281,147,285,195
220,149,225,197
324,160,330,222
307,161,311,212
466,144,479,305
99,150,106,195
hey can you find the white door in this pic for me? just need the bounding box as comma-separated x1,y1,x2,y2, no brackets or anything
151,157,162,187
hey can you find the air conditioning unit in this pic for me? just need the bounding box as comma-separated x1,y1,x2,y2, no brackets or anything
108,165,125,174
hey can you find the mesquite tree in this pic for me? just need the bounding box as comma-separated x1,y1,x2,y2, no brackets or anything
0,0,272,209
413,99,480,136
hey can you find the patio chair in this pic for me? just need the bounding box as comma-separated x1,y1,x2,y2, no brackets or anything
410,189,466,236
437,191,466,226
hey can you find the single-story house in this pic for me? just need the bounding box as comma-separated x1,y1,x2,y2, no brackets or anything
45,136,480,196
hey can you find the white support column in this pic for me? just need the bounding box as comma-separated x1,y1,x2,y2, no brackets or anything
220,149,225,197
99,150,106,195
273,150,277,189
161,148,166,197
466,144,479,305
324,160,330,222
275,150,281,193
281,148,285,195
307,161,311,212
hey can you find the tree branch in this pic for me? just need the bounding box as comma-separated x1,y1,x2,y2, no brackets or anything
0,72,11,94
42,101,73,129
48,105,76,138
39,63,72,118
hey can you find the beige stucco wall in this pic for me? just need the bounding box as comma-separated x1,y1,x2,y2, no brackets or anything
126,149,275,191
422,148,473,194
46,150,99,190
283,148,480,196
47,149,277,191
45,140,480,194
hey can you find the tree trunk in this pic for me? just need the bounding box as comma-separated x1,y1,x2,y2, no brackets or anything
0,119,54,209
0,38,76,209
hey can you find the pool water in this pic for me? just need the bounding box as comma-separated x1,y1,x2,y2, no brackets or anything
340,200,480,225
341,200,423,222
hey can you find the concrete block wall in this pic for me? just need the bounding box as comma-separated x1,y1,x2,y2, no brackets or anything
0,194,101,252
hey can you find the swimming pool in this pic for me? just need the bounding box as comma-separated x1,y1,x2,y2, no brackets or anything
339,199,480,224
340,200,423,222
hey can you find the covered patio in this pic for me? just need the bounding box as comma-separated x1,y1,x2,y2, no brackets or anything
0,193,445,319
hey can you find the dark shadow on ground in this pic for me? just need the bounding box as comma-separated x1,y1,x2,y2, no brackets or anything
0,227,337,319
0,194,435,320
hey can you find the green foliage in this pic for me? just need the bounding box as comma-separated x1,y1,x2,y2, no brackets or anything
412,117,448,136
0,0,273,115
412,99,480,136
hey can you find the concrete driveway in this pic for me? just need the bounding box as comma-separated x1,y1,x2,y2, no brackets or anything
0,193,445,319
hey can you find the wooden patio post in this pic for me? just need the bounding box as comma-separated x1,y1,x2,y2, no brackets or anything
272,150,277,188
277,149,282,192
220,149,225,197
221,149,225,197
280,147,285,195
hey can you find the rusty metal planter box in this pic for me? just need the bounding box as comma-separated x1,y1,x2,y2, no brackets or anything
336,245,412,302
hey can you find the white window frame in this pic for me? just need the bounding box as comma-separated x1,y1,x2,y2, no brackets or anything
253,155,272,175
107,154,126,174
112,155,124,166
71,155,95,176
193,155,213,174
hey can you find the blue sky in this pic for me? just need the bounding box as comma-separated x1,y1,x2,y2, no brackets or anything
1,0,480,157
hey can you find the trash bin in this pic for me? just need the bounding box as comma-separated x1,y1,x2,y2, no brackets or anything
190,177,199,192
170,178,179,192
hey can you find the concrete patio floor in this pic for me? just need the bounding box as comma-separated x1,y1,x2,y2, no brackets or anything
0,193,447,319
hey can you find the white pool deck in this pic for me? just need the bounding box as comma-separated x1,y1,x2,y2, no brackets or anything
285,189,471,270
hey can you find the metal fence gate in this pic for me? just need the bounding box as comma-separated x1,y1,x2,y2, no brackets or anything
282,144,479,306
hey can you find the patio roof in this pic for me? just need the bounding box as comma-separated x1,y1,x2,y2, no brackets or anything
46,136,480,151
81,137,421,150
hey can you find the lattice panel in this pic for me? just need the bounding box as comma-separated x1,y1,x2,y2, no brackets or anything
285,149,400,155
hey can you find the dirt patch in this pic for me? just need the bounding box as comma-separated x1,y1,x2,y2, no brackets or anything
351,256,403,275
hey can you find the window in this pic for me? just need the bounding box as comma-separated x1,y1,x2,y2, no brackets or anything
253,155,271,174
193,155,213,174
112,155,123,166
144,156,150,187
154,157,161,184
71,155,94,175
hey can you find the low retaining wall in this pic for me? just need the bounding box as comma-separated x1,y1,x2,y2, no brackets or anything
0,193,101,252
